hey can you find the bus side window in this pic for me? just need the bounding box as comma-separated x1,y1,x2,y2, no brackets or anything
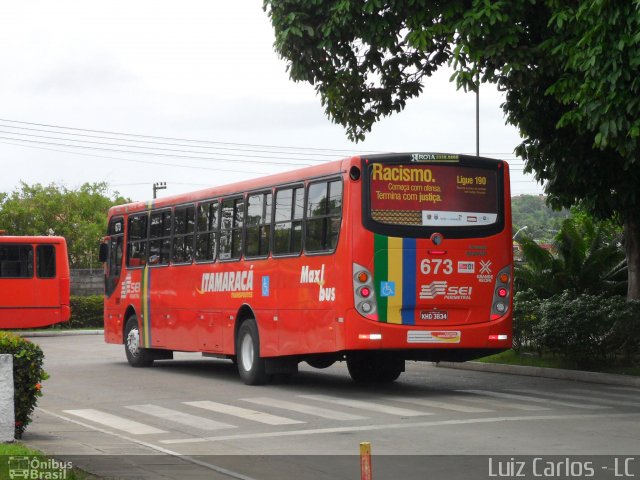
127,213,148,267
173,205,195,264
219,198,243,260
0,245,33,278
195,201,219,262
305,179,342,253
273,187,303,256
245,192,272,258
36,245,56,278
149,210,172,265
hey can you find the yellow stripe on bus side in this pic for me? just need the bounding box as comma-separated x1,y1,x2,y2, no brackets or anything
142,265,150,348
386,237,403,324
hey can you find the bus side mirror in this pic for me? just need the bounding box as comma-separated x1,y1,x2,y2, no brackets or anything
99,243,108,263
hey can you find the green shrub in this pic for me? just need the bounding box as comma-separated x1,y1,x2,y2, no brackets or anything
535,292,640,368
512,289,543,353
0,332,49,438
66,295,103,329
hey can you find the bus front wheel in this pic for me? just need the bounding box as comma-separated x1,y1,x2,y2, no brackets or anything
124,315,155,368
236,319,268,385
346,353,404,383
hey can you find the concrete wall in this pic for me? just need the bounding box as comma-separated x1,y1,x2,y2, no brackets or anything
0,354,14,442
70,269,103,296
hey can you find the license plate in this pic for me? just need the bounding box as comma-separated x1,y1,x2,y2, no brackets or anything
420,310,448,321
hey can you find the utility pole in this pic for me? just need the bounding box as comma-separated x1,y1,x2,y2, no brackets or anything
153,182,167,199
475,72,480,157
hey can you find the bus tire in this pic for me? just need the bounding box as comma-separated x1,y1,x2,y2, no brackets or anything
124,315,155,368
236,318,268,385
346,353,404,383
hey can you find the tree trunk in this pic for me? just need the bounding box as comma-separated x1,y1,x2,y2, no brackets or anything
625,213,640,300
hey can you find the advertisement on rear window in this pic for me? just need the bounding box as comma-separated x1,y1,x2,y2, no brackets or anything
369,163,498,227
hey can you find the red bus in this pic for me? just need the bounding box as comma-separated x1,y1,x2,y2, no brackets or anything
100,153,512,384
0,235,71,329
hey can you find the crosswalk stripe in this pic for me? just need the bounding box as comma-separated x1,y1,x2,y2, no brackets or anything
63,409,167,435
184,401,304,425
460,390,611,410
299,394,431,417
452,393,550,411
567,388,640,401
609,386,640,393
511,389,640,408
126,404,237,431
241,397,367,421
385,396,493,413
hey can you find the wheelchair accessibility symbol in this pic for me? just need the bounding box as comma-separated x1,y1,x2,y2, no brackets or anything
380,281,396,297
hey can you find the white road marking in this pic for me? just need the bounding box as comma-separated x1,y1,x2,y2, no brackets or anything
460,390,611,410
126,404,237,430
298,394,430,417
184,401,304,425
567,388,640,401
454,392,551,411
159,413,640,445
511,389,640,408
241,397,367,421
385,396,493,413
40,408,257,480
63,409,167,435
609,386,640,393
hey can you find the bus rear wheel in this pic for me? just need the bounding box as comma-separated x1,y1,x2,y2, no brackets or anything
236,318,268,385
124,315,155,368
346,353,404,383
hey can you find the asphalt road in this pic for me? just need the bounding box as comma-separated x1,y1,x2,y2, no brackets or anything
19,335,640,479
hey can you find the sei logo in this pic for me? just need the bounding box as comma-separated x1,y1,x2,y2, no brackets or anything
420,281,472,300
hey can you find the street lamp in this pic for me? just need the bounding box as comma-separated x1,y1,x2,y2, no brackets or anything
513,225,528,240
153,182,167,199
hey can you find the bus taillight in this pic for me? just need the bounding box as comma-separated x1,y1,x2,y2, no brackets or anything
353,263,377,317
490,266,512,320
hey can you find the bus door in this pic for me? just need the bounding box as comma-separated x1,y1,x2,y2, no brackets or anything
32,244,60,310
0,243,35,317
102,217,125,300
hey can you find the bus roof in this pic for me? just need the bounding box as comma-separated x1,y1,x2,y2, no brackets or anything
108,156,353,216
0,235,67,245
107,152,506,217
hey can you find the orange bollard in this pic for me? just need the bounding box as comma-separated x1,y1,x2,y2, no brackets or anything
360,442,372,480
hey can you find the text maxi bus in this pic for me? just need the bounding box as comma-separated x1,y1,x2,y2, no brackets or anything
101,153,513,384
0,234,71,329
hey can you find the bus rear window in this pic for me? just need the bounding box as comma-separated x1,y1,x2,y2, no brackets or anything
369,163,499,227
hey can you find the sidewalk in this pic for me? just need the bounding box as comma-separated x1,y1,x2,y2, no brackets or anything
437,361,640,387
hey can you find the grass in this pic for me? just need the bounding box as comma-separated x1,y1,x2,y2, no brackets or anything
0,442,100,479
477,349,640,376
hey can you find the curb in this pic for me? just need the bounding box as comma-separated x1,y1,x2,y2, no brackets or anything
437,361,640,387
12,330,104,338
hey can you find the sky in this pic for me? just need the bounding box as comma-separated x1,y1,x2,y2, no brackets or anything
0,1,544,203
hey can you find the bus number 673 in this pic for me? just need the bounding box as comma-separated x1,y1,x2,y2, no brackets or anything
420,258,453,275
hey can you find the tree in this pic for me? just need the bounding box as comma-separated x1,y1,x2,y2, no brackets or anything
516,216,627,298
512,195,569,242
0,182,129,268
264,0,640,299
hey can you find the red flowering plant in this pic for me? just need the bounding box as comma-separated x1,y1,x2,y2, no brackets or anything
0,332,49,438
